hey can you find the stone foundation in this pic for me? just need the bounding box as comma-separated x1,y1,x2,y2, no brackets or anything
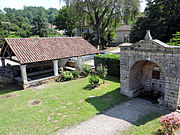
23,76,58,89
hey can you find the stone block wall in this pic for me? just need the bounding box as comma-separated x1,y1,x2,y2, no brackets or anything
120,39,180,110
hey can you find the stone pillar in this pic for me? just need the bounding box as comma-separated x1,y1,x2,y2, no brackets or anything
53,60,59,76
20,65,28,84
1,59,5,67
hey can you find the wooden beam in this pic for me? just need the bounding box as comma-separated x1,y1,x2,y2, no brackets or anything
6,57,20,63
7,46,11,57
1,45,8,58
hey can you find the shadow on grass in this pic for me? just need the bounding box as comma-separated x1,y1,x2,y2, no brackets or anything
134,112,162,126
104,75,120,83
85,87,127,114
0,84,22,95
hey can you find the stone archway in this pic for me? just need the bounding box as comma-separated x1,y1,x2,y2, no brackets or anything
129,60,165,102
120,31,180,110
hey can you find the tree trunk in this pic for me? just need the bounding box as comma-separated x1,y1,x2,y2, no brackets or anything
94,28,100,49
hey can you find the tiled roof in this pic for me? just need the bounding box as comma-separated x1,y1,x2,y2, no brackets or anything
116,25,131,31
4,37,100,64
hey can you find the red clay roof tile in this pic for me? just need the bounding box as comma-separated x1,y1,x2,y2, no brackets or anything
4,37,100,64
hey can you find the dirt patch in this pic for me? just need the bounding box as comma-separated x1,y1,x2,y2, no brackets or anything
63,115,68,118
53,120,59,123
61,106,67,109
47,116,51,122
1,94,13,99
34,85,47,90
89,96,95,98
58,113,62,115
76,107,81,110
66,102,73,105
51,112,55,115
29,100,42,106
78,100,84,104
54,96,59,100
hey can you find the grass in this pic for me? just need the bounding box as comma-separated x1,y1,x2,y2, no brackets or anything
0,76,126,135
122,113,162,135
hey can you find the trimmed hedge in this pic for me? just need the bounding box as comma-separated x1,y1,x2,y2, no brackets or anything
94,54,120,77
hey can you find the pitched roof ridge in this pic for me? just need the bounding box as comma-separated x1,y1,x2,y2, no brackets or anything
5,37,83,40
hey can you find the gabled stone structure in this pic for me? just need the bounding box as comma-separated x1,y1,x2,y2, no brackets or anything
119,30,180,110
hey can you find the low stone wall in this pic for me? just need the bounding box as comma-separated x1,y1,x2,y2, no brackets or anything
23,76,58,89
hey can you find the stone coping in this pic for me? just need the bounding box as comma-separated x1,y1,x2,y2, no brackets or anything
26,75,57,84
119,39,180,49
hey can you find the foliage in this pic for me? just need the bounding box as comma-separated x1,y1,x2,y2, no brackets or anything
130,0,180,43
96,64,108,84
47,28,63,37
94,54,120,77
82,64,92,75
2,7,58,25
54,6,77,37
0,6,59,38
0,76,125,135
0,21,5,47
89,74,100,87
31,10,49,37
59,71,74,81
158,113,180,135
72,70,81,79
167,32,180,46
100,29,116,47
61,0,140,47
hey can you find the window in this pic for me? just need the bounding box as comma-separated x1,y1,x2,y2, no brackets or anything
152,70,160,79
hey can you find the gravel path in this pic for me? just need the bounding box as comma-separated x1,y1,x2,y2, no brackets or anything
57,98,168,135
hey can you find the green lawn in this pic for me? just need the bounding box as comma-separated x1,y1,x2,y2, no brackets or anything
0,76,126,135
122,113,162,135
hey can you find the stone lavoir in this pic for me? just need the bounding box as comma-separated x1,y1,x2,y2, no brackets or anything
0,37,99,88
119,30,180,110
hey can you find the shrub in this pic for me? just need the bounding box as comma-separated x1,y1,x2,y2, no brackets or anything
94,54,120,77
82,64,92,74
60,71,74,81
96,64,108,84
72,70,81,79
158,113,180,135
89,74,100,87
81,64,92,77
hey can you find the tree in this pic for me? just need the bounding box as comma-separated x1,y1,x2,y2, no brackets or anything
54,6,77,37
0,22,5,47
130,0,180,43
60,0,140,47
1,6,60,38
47,8,59,24
167,32,180,46
31,10,49,37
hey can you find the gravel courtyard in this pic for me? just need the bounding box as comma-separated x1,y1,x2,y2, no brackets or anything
57,98,168,135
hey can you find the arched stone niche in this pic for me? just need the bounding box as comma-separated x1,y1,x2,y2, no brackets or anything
119,31,180,110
